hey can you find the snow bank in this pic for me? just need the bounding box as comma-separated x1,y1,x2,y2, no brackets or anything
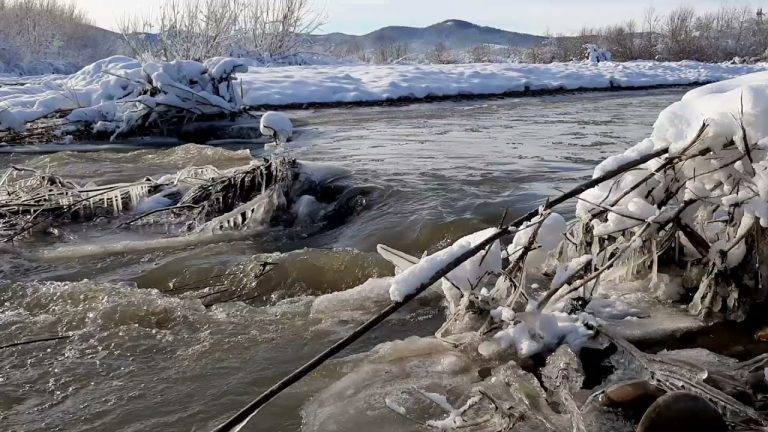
2,57,766,134
238,61,768,106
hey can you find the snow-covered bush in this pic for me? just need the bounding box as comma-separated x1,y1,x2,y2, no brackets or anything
564,71,768,321
583,44,612,63
374,70,768,367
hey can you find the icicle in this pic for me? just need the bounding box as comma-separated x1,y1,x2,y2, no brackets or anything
650,237,659,287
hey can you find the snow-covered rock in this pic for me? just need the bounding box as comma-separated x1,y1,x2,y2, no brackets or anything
259,111,293,143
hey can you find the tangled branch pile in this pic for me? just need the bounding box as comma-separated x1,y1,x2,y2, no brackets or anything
0,157,296,242
0,56,247,139
347,70,768,431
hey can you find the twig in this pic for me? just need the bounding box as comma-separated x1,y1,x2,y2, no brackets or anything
116,204,200,228
0,334,71,350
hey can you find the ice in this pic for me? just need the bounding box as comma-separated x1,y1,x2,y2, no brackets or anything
388,228,502,302
507,212,567,270
310,277,392,322
542,345,587,432
586,298,647,320
551,254,593,288
292,195,323,225
134,193,176,215
481,311,594,359
301,336,478,432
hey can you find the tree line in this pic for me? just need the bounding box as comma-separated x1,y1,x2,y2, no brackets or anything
3,1,768,74
0,0,120,74
527,5,768,63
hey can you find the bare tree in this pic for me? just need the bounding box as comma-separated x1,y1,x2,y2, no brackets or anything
602,20,637,61
120,0,324,62
239,0,324,62
373,42,408,64
638,7,660,59
467,44,492,63
519,4,768,64
425,42,454,64
332,40,368,62
0,0,119,74
120,0,241,62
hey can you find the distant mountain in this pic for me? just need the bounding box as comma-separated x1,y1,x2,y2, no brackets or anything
309,19,546,53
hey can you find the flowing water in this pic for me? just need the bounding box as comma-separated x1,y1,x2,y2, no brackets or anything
0,88,688,431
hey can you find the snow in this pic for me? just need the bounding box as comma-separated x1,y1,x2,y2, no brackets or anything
238,61,767,106
259,111,294,143
578,70,768,233
507,212,567,270
480,311,594,358
2,57,767,133
388,228,502,302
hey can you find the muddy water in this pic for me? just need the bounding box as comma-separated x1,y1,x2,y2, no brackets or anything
0,88,687,431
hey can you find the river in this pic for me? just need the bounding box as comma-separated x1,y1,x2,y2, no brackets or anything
0,88,687,431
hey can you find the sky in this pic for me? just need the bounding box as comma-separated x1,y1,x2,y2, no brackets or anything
76,0,767,35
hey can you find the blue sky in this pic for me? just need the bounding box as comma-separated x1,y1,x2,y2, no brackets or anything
77,0,767,35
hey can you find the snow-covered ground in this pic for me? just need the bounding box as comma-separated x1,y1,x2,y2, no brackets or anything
1,56,767,134
238,60,767,106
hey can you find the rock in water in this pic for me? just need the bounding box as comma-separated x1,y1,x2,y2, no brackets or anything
260,111,293,143
637,391,727,432
602,379,664,410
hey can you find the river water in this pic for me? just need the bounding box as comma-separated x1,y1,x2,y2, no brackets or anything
0,88,687,431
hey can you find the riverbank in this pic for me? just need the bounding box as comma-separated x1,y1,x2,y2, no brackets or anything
1,57,767,138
